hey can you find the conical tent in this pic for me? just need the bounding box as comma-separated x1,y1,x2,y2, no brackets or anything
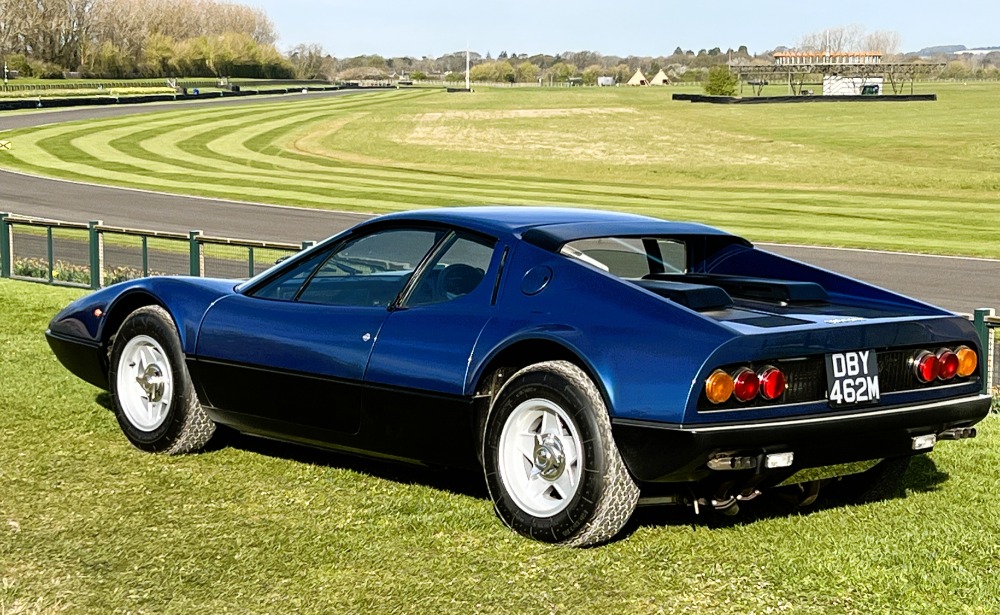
650,69,670,85
626,69,647,86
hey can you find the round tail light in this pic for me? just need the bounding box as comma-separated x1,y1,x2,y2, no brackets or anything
912,350,939,383
705,370,734,404
936,349,959,380
732,368,760,402
956,346,978,378
758,367,787,400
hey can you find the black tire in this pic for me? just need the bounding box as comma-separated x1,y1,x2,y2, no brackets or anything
482,361,639,547
108,305,215,454
834,456,912,503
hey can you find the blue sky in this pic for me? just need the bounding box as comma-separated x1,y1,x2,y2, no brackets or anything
250,0,1000,58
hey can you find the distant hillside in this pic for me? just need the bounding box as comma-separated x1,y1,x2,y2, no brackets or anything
917,45,967,55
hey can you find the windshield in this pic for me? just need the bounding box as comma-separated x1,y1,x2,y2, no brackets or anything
559,237,687,278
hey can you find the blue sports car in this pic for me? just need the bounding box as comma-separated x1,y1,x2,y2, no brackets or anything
47,207,991,546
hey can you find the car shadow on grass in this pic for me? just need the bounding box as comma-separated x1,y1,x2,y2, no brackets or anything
94,391,489,499
626,455,950,536
93,392,952,539
225,429,491,500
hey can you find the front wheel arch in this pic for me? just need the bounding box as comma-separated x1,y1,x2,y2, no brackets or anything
101,291,166,355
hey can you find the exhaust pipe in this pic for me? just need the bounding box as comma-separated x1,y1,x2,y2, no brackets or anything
938,427,977,441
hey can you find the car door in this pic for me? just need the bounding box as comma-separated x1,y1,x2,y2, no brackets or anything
360,231,503,463
192,226,446,437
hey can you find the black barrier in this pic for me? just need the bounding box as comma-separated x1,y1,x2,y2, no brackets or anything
672,94,938,104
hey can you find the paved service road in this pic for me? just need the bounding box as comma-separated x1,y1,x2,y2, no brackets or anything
1,92,997,314
760,244,998,315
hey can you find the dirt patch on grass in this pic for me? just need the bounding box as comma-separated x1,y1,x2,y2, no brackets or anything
401,109,809,166
411,107,638,122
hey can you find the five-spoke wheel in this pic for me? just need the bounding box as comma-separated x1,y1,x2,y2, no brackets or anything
498,398,583,518
108,305,215,454
483,360,639,547
115,335,174,432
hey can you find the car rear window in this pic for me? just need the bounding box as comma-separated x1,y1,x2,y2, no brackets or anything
560,237,686,278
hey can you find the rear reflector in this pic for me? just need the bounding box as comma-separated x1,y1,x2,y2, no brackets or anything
765,452,795,469
758,366,787,400
732,368,760,402
912,434,937,451
936,349,959,381
912,350,939,383
956,346,977,378
705,370,735,404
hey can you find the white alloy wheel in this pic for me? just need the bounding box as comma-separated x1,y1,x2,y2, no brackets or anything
498,397,583,517
115,334,174,432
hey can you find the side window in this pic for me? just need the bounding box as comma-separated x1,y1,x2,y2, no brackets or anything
251,247,331,301
251,227,443,306
407,234,495,307
297,228,443,307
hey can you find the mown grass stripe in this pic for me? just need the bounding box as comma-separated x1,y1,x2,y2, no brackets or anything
3,87,999,257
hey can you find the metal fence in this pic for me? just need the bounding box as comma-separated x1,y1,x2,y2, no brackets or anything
0,212,307,289
1,211,997,406
0,78,333,94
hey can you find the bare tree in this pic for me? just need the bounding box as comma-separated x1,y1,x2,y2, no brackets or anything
864,30,902,56
798,24,866,53
288,43,334,80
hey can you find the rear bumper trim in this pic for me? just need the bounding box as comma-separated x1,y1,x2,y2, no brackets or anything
612,394,991,483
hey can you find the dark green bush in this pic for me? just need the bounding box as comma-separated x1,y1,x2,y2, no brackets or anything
703,65,738,96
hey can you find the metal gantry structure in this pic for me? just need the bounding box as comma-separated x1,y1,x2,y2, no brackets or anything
730,52,945,96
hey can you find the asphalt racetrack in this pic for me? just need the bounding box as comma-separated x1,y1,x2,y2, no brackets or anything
1,91,997,314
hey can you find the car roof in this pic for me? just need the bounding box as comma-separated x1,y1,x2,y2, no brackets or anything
370,206,740,247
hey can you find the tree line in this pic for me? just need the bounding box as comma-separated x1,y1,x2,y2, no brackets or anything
0,0,292,79
284,46,762,84
3,11,998,84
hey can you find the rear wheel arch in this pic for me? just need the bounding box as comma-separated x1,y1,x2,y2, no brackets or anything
471,339,613,460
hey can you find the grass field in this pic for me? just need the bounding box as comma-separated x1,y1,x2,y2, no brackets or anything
1,278,999,614
1,84,999,257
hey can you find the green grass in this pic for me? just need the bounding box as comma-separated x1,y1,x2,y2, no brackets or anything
2,277,1000,613
1,83,999,258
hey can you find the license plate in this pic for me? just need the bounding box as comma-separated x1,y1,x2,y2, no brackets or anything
825,350,880,407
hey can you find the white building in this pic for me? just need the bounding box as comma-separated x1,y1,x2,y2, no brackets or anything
822,75,884,96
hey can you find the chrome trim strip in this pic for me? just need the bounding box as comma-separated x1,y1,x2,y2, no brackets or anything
612,394,991,433
696,381,978,414
687,395,990,433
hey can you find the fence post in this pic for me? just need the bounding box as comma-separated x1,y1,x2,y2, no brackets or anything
88,220,103,289
973,308,995,396
189,230,203,277
0,212,10,279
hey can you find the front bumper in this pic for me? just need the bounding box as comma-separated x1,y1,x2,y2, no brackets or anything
46,330,108,390
612,394,992,482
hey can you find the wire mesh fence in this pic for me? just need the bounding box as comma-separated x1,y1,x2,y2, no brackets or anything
0,213,304,289
102,231,191,281
7,219,91,286
200,240,300,279
990,325,1000,410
